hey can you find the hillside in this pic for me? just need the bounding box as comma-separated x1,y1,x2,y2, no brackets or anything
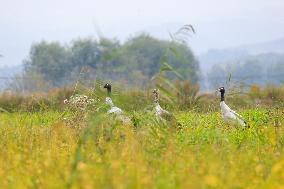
198,38,284,89
199,37,284,72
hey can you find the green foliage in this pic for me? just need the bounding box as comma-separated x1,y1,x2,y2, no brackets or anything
24,41,71,86
21,34,199,90
70,38,100,68
1,76,284,188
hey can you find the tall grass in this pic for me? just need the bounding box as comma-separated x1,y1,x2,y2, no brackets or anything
0,108,283,188
0,83,284,113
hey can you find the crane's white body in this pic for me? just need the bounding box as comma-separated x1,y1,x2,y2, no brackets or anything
155,102,170,119
220,101,246,127
103,83,131,125
105,96,132,124
105,97,123,115
153,93,177,124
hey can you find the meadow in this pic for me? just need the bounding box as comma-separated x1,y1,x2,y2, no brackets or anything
0,84,284,189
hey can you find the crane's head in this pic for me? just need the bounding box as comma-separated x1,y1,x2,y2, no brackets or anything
218,87,225,94
152,89,158,95
104,83,112,96
152,89,159,103
104,83,111,90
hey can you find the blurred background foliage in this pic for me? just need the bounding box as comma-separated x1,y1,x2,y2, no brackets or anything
15,34,199,91
0,32,283,113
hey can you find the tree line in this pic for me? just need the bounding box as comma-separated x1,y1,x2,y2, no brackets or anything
18,34,199,92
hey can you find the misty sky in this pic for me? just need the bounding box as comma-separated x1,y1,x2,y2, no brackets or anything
1,0,284,67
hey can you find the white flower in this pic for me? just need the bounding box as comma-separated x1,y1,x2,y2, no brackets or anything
65,94,96,112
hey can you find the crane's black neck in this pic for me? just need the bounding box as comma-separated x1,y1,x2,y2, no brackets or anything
107,88,111,97
220,91,225,102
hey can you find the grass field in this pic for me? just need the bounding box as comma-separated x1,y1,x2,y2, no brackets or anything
0,108,283,189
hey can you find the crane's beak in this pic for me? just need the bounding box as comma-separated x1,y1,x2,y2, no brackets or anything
215,88,220,95
216,87,222,92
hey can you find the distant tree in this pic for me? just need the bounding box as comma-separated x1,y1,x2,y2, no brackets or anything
23,34,200,88
116,34,199,83
24,41,71,86
207,64,227,88
70,38,100,69
234,59,265,84
95,38,121,72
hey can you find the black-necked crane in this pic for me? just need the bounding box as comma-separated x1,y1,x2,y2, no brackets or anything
103,83,131,125
104,83,123,115
217,87,247,127
153,89,181,128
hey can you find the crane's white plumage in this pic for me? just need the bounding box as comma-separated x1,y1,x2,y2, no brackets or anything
220,101,246,127
155,101,171,119
152,89,180,128
104,83,131,125
105,97,122,115
153,89,171,119
218,87,247,127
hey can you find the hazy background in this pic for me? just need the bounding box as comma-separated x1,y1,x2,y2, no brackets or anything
1,0,284,91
